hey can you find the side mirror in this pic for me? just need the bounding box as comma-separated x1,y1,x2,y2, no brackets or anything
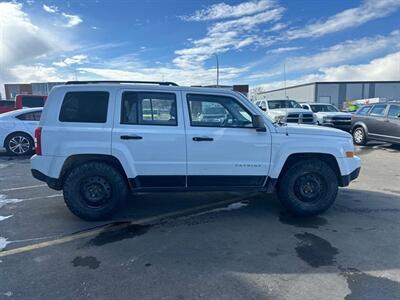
261,107,267,111
253,115,267,132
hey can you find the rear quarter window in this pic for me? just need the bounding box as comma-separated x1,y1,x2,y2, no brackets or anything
59,91,109,123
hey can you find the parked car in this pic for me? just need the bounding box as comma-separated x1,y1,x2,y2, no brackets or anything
31,81,360,221
0,95,47,114
351,102,400,145
0,108,42,155
301,103,352,131
255,99,315,124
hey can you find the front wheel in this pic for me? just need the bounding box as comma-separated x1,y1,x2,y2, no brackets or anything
278,159,338,216
352,126,367,145
63,162,128,221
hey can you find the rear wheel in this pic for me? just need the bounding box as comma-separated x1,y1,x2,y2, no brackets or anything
352,126,367,145
63,162,128,221
278,159,338,216
5,132,34,156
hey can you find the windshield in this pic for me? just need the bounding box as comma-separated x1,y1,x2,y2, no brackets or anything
268,100,302,109
310,104,339,112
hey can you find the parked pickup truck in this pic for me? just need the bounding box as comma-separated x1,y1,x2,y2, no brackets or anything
301,103,352,131
0,95,47,114
255,99,315,124
31,81,361,221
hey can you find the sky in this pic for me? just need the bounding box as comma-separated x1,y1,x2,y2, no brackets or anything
0,0,400,98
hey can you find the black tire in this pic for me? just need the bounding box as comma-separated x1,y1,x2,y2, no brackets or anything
278,159,338,216
5,132,34,156
352,126,367,145
63,162,128,221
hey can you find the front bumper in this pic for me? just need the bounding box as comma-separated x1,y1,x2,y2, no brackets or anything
339,167,361,187
321,122,351,132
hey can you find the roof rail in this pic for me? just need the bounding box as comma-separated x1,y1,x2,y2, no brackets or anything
65,80,179,86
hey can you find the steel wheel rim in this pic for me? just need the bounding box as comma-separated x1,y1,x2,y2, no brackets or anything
9,136,30,154
354,129,364,143
294,172,327,203
80,176,112,208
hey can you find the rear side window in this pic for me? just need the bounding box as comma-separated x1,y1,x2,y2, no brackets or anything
356,106,371,115
121,92,177,126
16,111,42,121
59,92,109,123
369,104,387,117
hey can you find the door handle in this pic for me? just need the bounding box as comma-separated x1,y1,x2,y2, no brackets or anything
120,135,143,140
193,136,214,141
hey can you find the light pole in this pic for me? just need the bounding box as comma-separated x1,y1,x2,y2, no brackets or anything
214,53,219,87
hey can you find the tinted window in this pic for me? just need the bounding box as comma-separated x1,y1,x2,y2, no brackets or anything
369,104,387,117
121,92,177,126
267,100,301,109
21,96,45,108
187,94,253,128
16,111,42,121
0,100,15,108
310,104,338,112
356,106,371,115
388,105,400,119
59,92,109,123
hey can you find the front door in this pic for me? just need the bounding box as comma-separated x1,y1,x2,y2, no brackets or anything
367,104,388,136
182,92,271,188
112,89,186,188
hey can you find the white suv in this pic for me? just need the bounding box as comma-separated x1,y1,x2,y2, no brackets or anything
31,81,361,221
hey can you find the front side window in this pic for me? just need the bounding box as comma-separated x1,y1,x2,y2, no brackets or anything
187,94,253,128
356,106,371,115
369,104,387,117
59,92,109,123
121,92,177,126
388,105,400,119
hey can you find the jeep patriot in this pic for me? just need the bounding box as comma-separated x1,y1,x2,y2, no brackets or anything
31,81,361,220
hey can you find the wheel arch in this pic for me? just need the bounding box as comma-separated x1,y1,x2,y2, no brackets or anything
59,154,130,188
352,121,368,136
3,131,34,148
277,153,341,185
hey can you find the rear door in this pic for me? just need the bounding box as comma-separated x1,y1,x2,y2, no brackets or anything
112,88,187,188
367,104,388,136
182,92,271,188
17,110,42,136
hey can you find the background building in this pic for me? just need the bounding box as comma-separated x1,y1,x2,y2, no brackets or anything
255,81,400,108
4,82,64,99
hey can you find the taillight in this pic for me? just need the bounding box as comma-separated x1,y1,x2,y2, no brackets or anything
35,127,42,155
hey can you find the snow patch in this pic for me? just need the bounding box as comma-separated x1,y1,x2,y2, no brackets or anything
0,194,23,209
0,237,11,251
0,215,13,221
0,163,9,169
3,291,13,297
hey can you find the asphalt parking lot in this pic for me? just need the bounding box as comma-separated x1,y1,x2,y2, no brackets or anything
1,143,400,300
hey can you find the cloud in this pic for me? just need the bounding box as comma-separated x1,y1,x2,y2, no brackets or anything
181,0,276,21
286,0,400,40
174,3,284,69
0,2,60,81
53,55,88,67
8,65,68,83
252,51,400,93
268,46,302,54
286,31,400,71
42,4,58,13
61,12,82,27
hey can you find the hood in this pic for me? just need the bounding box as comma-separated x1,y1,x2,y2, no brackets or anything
315,111,352,117
269,108,310,115
275,123,351,138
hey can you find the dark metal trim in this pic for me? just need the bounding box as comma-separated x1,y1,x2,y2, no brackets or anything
65,80,178,86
